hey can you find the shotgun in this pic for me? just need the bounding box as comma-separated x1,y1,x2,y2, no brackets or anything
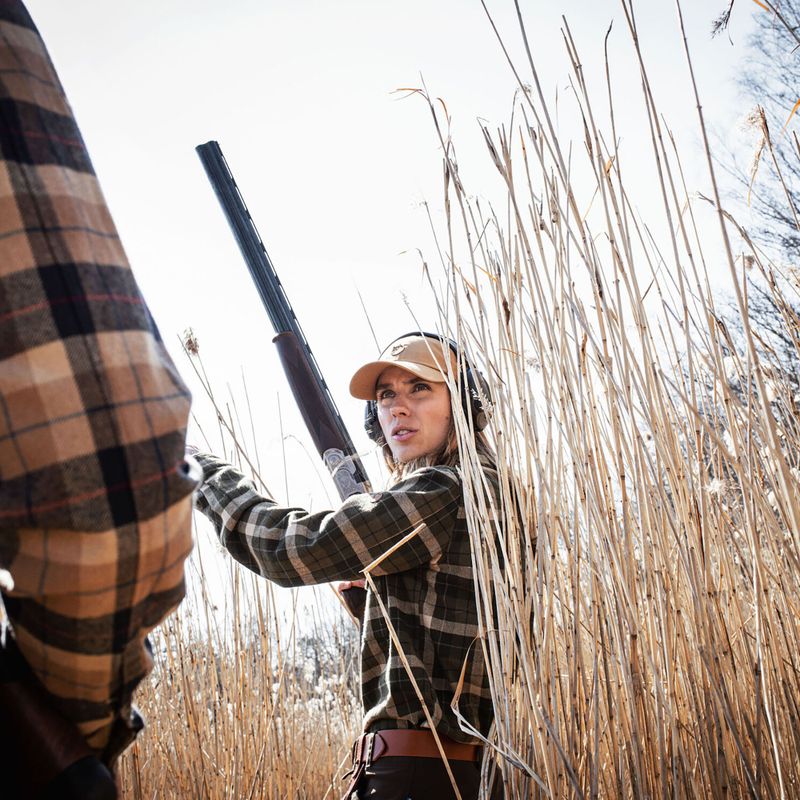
195,140,372,502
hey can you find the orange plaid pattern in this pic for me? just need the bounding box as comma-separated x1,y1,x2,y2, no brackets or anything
0,1,196,764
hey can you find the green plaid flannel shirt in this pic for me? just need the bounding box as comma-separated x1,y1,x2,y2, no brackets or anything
194,453,495,743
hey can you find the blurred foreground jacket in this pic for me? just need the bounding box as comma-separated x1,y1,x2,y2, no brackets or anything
0,0,196,764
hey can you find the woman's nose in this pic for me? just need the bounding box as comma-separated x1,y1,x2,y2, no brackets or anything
390,396,409,415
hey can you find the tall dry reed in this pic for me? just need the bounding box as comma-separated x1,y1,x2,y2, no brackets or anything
118,543,361,798
122,1,800,798
428,2,800,797
117,345,362,798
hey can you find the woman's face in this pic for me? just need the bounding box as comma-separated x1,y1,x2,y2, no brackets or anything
375,365,452,463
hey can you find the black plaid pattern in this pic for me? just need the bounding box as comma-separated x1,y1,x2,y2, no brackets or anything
195,454,496,743
0,1,195,765
0,0,36,27
38,261,97,336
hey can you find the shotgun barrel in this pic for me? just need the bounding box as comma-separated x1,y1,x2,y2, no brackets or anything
196,140,372,499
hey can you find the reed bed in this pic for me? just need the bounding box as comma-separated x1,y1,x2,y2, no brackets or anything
118,546,361,799
432,2,800,798
121,1,800,797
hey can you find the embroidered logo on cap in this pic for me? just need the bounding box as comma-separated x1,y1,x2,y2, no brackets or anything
390,344,405,357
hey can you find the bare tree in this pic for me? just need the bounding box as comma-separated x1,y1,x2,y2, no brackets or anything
721,0,800,259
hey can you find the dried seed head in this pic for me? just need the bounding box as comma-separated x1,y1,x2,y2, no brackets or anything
741,106,769,138
711,4,733,38
183,327,200,356
526,356,541,371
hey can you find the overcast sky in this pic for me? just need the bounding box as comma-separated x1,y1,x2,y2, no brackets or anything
25,1,759,507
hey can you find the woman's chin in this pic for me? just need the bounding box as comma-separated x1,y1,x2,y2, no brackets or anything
389,444,421,464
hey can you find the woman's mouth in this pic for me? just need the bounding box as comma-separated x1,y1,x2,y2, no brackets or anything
392,428,417,442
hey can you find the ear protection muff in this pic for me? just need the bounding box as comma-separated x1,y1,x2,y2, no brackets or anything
363,331,491,443
364,399,385,444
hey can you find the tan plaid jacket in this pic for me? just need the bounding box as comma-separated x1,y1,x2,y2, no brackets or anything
0,2,196,763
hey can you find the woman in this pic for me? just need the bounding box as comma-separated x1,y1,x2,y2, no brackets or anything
193,333,501,799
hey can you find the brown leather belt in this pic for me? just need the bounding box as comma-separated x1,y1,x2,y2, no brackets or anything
341,729,481,799
358,729,481,762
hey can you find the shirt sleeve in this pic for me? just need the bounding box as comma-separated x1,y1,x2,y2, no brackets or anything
0,2,196,766
194,453,462,586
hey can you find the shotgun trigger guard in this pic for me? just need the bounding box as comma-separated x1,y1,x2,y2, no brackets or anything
323,448,364,499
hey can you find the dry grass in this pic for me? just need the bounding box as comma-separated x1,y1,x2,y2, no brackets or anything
118,543,360,799
430,3,800,797
120,2,800,798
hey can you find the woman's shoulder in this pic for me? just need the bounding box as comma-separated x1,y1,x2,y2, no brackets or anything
393,460,505,496
388,463,463,492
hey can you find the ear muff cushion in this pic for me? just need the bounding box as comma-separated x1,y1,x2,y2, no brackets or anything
364,399,383,443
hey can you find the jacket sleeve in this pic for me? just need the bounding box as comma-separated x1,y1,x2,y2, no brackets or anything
194,453,462,586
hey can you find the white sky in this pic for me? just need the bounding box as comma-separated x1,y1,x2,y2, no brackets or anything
26,1,758,506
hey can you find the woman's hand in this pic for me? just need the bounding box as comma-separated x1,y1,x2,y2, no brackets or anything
337,580,365,593
337,580,367,624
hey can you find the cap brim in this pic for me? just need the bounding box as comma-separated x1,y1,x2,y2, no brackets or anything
349,360,445,400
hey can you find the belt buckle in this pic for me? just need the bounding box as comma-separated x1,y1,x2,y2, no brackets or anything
365,732,377,768
366,731,388,767
343,732,368,780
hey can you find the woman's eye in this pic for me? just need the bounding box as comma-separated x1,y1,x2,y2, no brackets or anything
412,382,431,392
377,390,393,402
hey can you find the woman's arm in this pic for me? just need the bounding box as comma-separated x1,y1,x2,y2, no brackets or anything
194,453,462,587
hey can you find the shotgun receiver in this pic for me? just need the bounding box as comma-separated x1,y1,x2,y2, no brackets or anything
195,140,372,500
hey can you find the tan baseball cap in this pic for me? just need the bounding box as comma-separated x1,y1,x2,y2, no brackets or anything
349,334,458,400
